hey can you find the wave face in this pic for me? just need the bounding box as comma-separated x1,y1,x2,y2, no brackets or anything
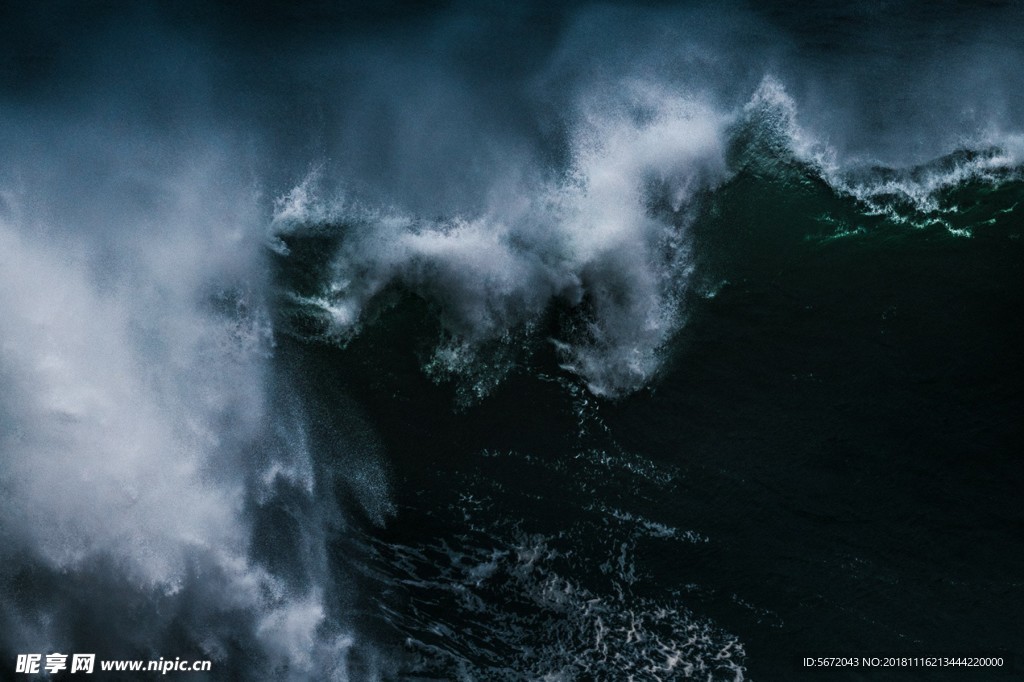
271,72,1023,399
2,2,1023,680
272,87,729,398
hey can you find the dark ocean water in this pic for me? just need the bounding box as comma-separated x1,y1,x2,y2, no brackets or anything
1,1,1022,680
273,145,1023,680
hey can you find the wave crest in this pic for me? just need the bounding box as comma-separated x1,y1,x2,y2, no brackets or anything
274,86,730,397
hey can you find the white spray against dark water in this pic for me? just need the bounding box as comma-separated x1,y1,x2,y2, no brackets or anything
274,73,1024,398
1,1,1022,679
0,139,385,678
274,84,730,397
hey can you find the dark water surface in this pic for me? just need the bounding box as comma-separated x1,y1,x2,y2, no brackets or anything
1,1,1022,680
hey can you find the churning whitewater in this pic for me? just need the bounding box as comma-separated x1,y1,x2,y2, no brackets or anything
271,74,1021,400
1,2,1022,680
272,83,732,398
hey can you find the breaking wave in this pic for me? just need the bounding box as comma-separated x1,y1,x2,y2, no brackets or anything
271,76,1022,400
1,2,1021,679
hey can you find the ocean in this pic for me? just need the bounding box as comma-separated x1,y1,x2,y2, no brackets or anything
0,2,1021,680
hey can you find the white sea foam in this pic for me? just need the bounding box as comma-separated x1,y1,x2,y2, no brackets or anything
2,3,1021,678
366,522,745,681
275,84,730,397
0,159,358,679
275,72,1024,397
833,148,1021,219
736,76,1022,234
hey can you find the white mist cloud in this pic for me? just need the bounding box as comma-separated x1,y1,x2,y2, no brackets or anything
0,140,355,678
